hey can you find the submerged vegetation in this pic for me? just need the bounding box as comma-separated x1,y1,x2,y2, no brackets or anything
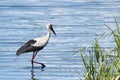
80,19,120,80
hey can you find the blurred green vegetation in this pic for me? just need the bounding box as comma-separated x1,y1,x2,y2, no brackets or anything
80,19,120,80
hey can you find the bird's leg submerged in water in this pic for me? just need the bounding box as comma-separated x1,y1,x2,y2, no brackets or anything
31,52,35,69
31,51,46,70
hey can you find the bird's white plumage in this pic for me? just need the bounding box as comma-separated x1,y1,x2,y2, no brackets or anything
31,24,51,47
47,23,51,29
32,36,49,47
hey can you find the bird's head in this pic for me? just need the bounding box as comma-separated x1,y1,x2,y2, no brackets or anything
47,23,56,36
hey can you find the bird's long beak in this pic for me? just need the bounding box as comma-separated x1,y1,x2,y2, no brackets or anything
51,27,56,36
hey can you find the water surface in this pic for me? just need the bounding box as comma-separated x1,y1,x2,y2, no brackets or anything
0,0,120,80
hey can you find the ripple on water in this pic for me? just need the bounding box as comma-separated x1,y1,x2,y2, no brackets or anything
0,0,120,80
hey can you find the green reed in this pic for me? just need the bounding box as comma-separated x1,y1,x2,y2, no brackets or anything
80,19,120,80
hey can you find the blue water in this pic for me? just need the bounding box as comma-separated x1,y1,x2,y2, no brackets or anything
0,0,120,80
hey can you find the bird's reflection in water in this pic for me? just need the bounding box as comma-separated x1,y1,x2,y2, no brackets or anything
31,69,39,80
31,68,45,80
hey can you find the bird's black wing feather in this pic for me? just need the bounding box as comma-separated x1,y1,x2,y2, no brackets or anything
24,39,36,47
16,39,36,56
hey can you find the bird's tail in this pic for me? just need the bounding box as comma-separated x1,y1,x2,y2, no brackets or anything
16,49,22,56
16,46,26,56
16,45,33,56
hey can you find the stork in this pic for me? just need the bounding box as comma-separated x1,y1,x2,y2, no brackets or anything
16,24,56,69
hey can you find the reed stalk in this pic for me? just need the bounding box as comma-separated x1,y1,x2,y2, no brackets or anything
80,19,120,80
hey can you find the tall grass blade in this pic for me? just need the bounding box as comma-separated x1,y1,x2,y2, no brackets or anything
80,18,120,80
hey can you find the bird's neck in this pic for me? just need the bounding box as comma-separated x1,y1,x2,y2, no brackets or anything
46,29,51,39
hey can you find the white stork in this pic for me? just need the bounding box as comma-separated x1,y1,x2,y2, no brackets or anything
16,24,56,69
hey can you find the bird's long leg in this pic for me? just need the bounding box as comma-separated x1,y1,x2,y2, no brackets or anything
31,51,46,69
31,51,39,69
33,61,45,69
31,51,35,69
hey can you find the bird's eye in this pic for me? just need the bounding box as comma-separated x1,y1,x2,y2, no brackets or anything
50,25,52,29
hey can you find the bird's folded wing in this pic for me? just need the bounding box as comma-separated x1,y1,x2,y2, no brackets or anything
16,39,36,56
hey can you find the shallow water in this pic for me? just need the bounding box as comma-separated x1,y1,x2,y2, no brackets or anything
0,0,120,80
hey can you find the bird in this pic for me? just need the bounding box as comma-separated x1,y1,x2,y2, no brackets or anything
16,24,56,69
